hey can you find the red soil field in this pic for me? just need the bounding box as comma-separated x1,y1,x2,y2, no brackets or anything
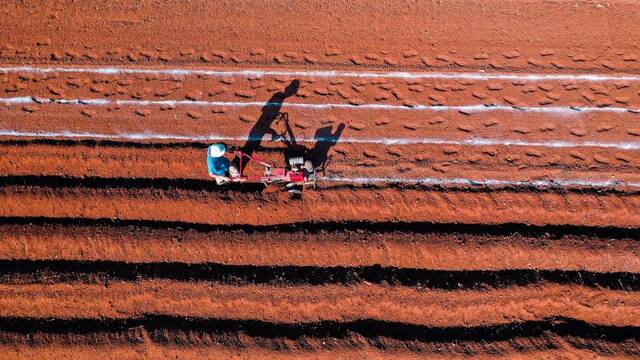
2,1,640,358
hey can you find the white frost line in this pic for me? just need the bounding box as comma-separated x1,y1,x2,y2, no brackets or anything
324,176,640,189
3,65,640,82
2,96,640,114
2,129,640,151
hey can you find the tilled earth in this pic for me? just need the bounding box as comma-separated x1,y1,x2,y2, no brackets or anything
1,1,640,359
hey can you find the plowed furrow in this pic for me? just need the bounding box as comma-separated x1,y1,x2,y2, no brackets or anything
1,218,639,272
7,348,637,360
2,178,640,226
1,317,638,359
2,259,640,290
2,141,640,184
1,281,640,327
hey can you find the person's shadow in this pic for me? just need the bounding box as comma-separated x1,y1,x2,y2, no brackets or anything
239,80,300,160
236,78,344,177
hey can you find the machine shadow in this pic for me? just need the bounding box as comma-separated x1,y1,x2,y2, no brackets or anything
281,120,345,176
237,79,345,177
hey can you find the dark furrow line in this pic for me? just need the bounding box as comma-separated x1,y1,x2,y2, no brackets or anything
2,175,640,195
3,215,638,239
0,175,265,192
0,138,210,148
0,316,638,350
1,259,639,290
0,138,288,151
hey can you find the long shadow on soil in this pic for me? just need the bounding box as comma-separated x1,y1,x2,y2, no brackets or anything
233,80,300,173
1,259,639,291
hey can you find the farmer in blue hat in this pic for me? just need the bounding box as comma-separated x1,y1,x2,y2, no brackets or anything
207,143,232,184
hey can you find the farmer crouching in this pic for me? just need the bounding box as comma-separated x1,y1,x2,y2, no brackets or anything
207,143,233,185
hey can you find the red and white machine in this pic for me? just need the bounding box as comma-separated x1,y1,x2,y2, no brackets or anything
230,149,316,187
208,144,317,192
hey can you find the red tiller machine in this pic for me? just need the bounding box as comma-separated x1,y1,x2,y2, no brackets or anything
207,143,317,193
207,112,320,192
230,149,317,188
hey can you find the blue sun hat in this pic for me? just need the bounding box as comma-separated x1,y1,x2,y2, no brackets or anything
208,143,226,158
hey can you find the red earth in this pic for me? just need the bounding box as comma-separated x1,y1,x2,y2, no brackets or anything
1,1,640,358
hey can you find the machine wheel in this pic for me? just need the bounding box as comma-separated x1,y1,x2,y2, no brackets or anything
288,188,303,199
303,160,314,172
228,165,240,178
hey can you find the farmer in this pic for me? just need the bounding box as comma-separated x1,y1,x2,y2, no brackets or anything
207,143,231,185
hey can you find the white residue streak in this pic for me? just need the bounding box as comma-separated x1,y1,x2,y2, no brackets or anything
3,65,640,82
324,176,640,189
1,130,640,150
